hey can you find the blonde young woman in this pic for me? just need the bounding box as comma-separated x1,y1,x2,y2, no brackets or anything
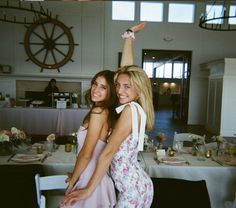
60,70,118,208
61,23,155,207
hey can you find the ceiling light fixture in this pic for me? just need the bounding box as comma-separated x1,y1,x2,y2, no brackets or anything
199,0,236,31
0,0,52,24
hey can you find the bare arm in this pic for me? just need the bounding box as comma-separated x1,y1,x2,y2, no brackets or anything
60,106,133,206
66,108,108,195
120,22,146,67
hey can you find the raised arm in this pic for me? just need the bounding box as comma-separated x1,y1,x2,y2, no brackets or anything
120,22,146,67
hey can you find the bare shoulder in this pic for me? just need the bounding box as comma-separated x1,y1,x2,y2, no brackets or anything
91,106,108,115
119,105,132,120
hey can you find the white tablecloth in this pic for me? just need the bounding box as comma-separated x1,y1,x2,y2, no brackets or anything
139,152,236,208
1,147,236,208
0,107,89,135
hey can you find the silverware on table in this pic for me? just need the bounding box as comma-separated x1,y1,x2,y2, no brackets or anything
7,153,16,162
41,153,48,163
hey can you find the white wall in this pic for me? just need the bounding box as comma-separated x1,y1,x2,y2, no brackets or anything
0,1,236,126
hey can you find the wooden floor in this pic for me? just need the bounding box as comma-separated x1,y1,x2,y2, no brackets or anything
147,107,214,148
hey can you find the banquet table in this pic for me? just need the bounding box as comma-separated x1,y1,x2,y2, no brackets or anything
0,146,77,208
0,145,76,174
0,107,89,135
139,152,236,208
1,147,236,208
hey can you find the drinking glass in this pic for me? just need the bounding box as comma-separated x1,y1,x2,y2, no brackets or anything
45,141,54,152
197,143,206,161
173,140,183,154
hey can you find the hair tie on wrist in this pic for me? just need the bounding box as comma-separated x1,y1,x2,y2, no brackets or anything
121,31,135,39
126,28,133,33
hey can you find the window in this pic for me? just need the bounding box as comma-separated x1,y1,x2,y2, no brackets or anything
205,4,224,24
155,63,164,78
112,1,135,21
229,5,236,24
168,3,195,23
143,59,188,79
144,61,184,79
140,2,163,22
143,62,154,77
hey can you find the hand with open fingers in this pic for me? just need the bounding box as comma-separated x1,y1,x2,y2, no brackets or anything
130,22,146,33
65,183,74,195
60,188,90,207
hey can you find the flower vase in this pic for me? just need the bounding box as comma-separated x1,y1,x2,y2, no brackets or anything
17,142,29,152
216,142,221,156
157,142,163,150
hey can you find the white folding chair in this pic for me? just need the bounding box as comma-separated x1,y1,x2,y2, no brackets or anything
35,174,68,208
173,132,206,144
173,132,206,153
224,192,236,208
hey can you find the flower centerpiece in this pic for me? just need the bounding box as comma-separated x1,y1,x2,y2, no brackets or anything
46,133,56,142
155,132,166,149
0,127,29,155
45,133,56,152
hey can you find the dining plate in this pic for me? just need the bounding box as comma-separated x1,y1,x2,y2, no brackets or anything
212,155,236,166
162,157,187,165
11,154,42,163
180,147,192,154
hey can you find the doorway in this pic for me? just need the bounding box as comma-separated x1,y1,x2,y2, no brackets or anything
142,49,192,124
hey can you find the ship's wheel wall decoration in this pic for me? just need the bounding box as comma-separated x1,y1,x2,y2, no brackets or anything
23,17,79,72
0,1,79,72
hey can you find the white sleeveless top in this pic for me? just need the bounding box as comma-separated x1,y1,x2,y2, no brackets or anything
116,101,146,151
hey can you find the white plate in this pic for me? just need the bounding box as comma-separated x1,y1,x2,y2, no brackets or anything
11,154,42,163
162,157,187,165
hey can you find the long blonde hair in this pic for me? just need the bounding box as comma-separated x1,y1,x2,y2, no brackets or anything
115,65,155,131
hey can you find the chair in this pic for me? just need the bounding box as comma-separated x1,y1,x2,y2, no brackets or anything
224,192,236,208
0,164,44,208
35,174,68,208
173,132,206,143
233,193,236,208
173,132,206,149
151,178,211,208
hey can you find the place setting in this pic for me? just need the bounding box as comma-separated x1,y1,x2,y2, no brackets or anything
7,145,52,163
211,141,236,166
6,133,58,163
154,148,190,166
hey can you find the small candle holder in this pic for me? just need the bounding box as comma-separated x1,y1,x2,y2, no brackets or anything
205,149,212,158
168,149,175,157
65,143,72,152
37,145,44,154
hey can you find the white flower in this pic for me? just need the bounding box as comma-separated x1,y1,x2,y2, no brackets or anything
71,132,77,137
0,133,10,142
144,134,149,145
47,133,56,142
216,135,224,143
11,127,20,135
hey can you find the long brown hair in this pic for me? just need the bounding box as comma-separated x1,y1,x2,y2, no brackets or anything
83,70,118,128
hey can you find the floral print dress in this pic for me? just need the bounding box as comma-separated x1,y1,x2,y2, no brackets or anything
110,102,153,208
